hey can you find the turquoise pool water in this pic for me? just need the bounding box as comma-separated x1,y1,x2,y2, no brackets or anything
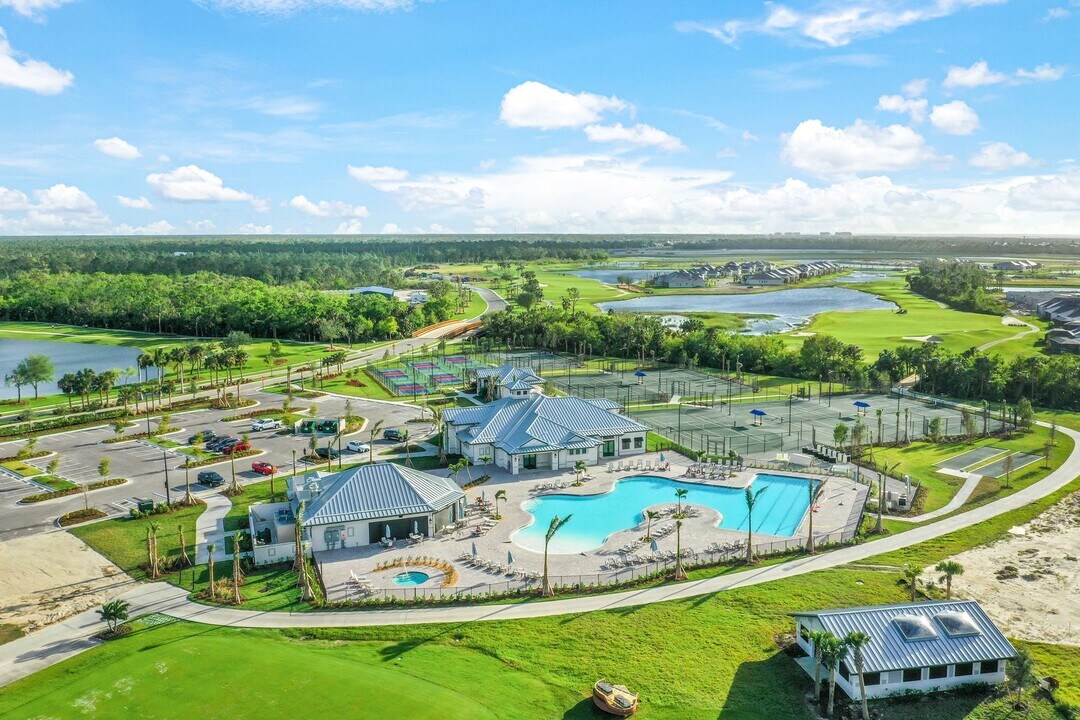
512,474,816,554
392,571,430,586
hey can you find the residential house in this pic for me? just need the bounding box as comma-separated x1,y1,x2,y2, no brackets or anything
474,363,546,399
652,269,708,288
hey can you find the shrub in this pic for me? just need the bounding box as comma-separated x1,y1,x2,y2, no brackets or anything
58,508,107,526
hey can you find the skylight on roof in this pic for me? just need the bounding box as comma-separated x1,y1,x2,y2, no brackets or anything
893,615,939,641
934,612,981,638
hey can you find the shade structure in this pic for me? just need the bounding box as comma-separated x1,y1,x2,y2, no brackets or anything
507,550,515,566
658,451,666,463
384,524,391,540
750,409,766,416
471,541,478,556
650,539,659,553
412,519,420,535
634,371,647,377
853,401,870,408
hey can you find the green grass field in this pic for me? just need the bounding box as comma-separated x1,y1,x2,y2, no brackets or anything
784,280,1044,360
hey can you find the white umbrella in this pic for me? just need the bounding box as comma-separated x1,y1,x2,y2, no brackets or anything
412,519,420,535
471,541,478,556
507,550,515,566
650,539,659,553
659,452,666,463
384,524,391,540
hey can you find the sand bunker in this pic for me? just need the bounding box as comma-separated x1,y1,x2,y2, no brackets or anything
0,531,131,633
932,492,1080,645
902,335,944,343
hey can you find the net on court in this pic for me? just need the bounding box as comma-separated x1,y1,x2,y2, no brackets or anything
631,393,1012,457
378,369,408,379
368,354,487,396
544,365,751,407
409,361,439,370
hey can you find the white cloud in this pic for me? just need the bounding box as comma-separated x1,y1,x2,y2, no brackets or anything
113,220,177,235
479,158,497,170
195,0,418,14
902,78,928,97
1042,7,1071,20
347,164,410,184
146,165,260,205
877,94,928,122
0,27,73,95
157,154,171,163
187,219,216,232
944,60,1067,88
288,194,368,218
237,222,273,234
93,137,142,160
781,119,938,175
0,183,110,233
970,142,1037,171
717,148,738,159
943,60,1008,89
499,81,629,130
116,195,155,210
0,0,76,20
244,96,323,118
334,219,364,233
741,130,760,142
930,100,980,135
379,222,402,233
1016,63,1066,81
678,0,1005,48
583,123,685,151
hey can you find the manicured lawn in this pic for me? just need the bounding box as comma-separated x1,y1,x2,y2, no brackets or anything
870,424,1069,515
452,288,488,320
784,279,1044,360
34,475,78,492
0,460,41,477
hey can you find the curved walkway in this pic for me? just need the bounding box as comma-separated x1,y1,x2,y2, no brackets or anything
2,420,1077,689
976,317,1039,352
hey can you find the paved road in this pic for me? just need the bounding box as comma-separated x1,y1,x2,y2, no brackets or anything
2,418,1075,689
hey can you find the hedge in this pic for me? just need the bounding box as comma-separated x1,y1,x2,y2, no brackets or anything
21,477,128,504
178,449,260,469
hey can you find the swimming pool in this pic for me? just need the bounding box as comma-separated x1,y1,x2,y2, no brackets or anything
512,474,816,554
393,571,430,586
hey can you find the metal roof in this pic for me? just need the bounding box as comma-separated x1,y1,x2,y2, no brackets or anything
302,463,463,526
474,364,544,387
445,394,645,455
791,601,1016,673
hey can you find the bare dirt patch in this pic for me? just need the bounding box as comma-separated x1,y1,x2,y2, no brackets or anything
0,531,133,633
935,491,1080,645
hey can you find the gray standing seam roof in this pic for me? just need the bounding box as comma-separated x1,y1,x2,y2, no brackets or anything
791,601,1016,673
303,463,463,526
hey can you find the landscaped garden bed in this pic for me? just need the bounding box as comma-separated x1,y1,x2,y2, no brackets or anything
22,477,127,504
178,449,261,469
57,508,108,526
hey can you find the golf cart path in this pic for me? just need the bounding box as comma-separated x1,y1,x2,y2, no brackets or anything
2,419,1075,689
195,492,232,564
976,317,1039,352
887,470,982,524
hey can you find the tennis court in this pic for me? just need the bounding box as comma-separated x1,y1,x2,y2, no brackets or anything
936,446,1006,471
368,355,483,396
543,365,753,407
631,393,1011,457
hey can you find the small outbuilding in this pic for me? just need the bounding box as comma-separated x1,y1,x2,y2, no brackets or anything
791,600,1016,701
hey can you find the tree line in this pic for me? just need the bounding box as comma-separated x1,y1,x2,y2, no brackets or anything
0,271,466,341
906,260,1006,315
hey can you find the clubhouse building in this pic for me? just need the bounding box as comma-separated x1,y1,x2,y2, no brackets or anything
442,393,648,474
474,363,545,399
792,601,1015,700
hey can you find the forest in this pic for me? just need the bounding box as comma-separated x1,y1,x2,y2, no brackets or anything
906,260,1007,315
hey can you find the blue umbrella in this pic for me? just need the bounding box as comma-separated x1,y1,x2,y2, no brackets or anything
471,541,478,556
650,539,659,553
507,550,515,566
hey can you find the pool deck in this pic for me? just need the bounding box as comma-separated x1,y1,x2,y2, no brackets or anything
314,452,867,602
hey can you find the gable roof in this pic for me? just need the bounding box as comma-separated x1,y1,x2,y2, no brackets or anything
474,363,544,389
444,394,646,455
792,601,1015,673
302,463,463,526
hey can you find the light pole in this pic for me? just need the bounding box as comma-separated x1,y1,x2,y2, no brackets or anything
162,449,171,506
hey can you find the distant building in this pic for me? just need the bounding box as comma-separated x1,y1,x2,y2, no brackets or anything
346,285,395,298
652,269,707,288
993,260,1042,272
743,261,839,287
473,363,545,399
791,601,1015,701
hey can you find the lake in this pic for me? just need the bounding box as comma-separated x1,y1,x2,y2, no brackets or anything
563,268,676,285
597,286,896,335
0,338,150,400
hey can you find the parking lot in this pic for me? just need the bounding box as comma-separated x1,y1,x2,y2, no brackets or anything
0,389,427,541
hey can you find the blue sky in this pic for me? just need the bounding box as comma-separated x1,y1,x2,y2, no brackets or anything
0,0,1077,235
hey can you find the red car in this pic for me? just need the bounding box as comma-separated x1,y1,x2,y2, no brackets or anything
251,461,276,475
222,441,251,456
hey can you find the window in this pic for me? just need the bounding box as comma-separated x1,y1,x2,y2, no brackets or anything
980,660,1000,675
934,612,981,638
863,672,881,686
902,668,922,683
839,663,850,681
929,665,948,680
892,615,938,641
634,436,644,449
954,663,974,677
799,625,810,642
622,438,631,450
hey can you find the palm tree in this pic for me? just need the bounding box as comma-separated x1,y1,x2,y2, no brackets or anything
935,560,964,599
844,631,872,720
573,459,587,483
744,485,768,564
401,428,412,468
902,562,923,601
146,522,161,579
644,509,660,540
231,531,244,605
178,522,190,567
206,543,217,600
821,634,850,718
807,629,831,703
369,419,384,465
183,463,194,505
541,514,573,597
807,478,824,554
673,519,687,580
97,599,130,633
493,489,506,519
674,487,688,517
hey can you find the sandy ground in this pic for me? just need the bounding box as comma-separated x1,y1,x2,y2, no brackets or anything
936,491,1080,645
0,531,132,633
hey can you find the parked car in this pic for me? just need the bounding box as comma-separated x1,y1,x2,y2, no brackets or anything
187,430,215,445
251,461,277,475
207,437,235,452
251,418,282,431
197,471,225,487
223,441,251,455
314,446,339,459
345,440,370,453
383,428,404,441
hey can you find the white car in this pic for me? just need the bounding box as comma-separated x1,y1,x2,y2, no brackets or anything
251,418,282,431
346,440,370,453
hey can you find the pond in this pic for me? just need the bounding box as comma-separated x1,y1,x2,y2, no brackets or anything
834,270,896,284
563,268,676,285
597,286,896,335
0,338,151,400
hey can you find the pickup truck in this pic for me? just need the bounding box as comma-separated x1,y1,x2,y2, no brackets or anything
251,418,282,431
